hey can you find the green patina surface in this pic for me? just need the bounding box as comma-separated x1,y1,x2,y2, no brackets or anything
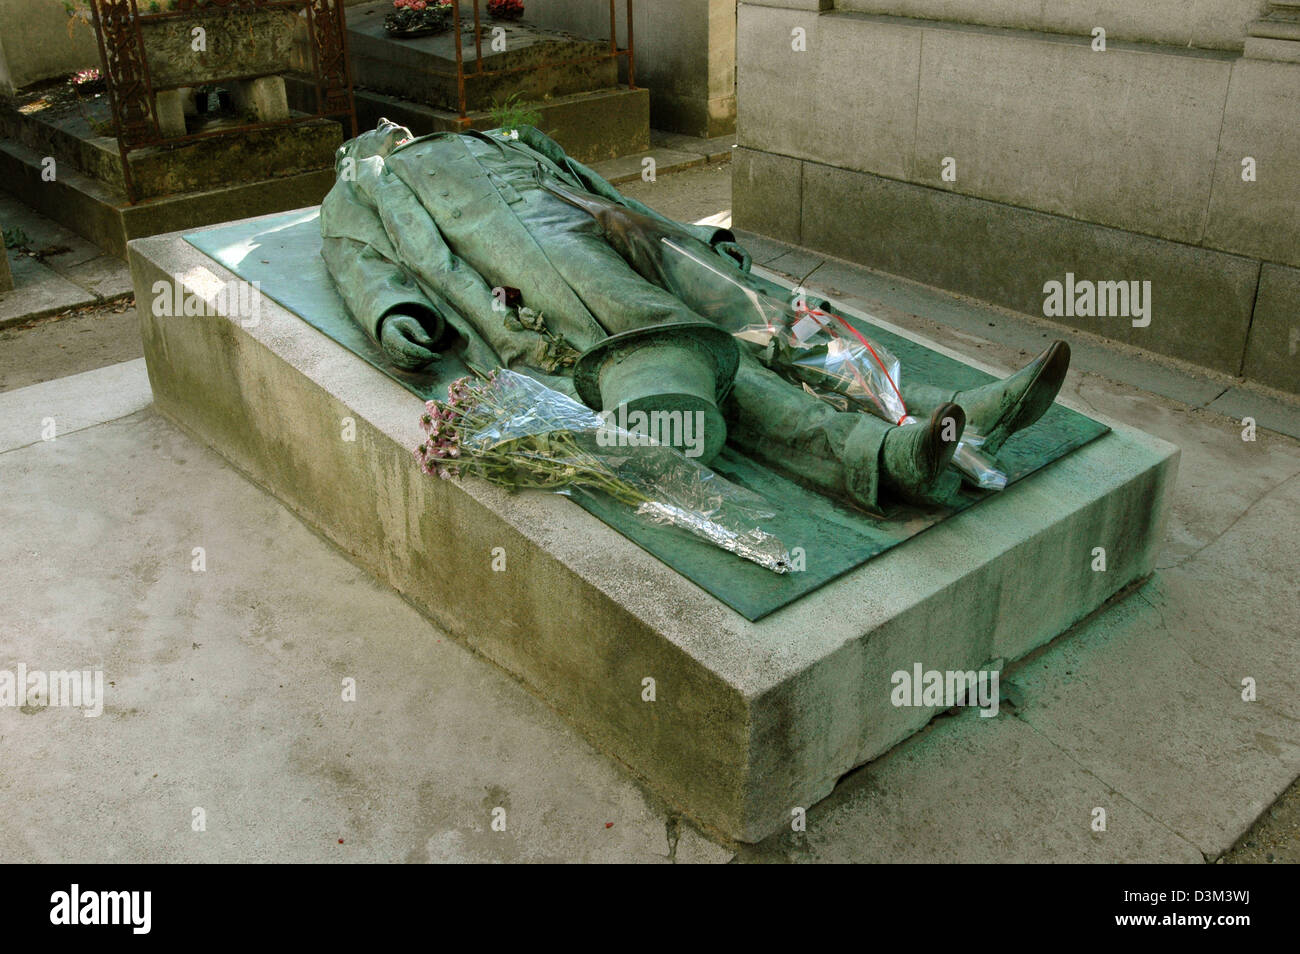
185,210,1108,620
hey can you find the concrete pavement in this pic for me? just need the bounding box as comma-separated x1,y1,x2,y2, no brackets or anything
0,191,132,328
0,360,729,863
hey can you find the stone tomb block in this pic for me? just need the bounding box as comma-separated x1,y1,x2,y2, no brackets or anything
346,1,619,112
129,216,1179,842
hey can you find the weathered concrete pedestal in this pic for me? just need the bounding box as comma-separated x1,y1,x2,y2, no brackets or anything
129,219,1178,843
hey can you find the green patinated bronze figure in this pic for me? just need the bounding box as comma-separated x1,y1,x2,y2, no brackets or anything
320,119,1070,511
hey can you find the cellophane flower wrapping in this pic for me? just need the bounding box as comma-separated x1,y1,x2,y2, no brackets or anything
416,370,792,572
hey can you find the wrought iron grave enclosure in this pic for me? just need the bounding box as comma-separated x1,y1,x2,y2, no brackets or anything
88,0,357,203
443,0,637,125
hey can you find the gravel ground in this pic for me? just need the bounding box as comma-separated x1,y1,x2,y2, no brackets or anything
618,160,734,225
1221,775,1300,863
0,296,142,393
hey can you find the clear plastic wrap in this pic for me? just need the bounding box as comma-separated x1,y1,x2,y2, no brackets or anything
950,431,1007,491
660,238,1007,491
416,370,792,572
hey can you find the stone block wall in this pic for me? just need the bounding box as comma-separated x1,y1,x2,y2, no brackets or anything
734,0,1299,394
516,0,738,137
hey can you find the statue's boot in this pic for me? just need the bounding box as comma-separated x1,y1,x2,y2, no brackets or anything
955,341,1069,452
901,341,1070,454
880,402,965,504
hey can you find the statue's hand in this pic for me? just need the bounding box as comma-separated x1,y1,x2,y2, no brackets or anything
715,240,752,272
380,313,441,370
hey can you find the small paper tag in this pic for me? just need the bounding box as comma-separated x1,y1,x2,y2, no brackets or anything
791,314,822,343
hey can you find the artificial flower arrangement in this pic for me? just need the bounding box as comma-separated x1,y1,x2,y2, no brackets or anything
416,370,791,572
384,0,455,37
69,67,103,93
488,0,525,20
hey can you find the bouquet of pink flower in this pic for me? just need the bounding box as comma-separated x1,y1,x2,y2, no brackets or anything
385,0,454,37
416,370,792,572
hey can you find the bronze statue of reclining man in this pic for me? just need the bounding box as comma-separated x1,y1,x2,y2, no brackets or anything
320,120,1070,511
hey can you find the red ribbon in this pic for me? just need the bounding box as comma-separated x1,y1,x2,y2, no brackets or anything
794,303,909,425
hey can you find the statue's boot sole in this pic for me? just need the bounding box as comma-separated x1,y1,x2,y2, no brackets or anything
954,340,1070,453
881,402,965,504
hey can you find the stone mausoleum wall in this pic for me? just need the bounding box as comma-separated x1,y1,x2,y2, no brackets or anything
0,0,102,95
521,0,737,137
733,0,1300,395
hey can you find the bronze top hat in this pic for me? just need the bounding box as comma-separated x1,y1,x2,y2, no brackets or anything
574,321,740,465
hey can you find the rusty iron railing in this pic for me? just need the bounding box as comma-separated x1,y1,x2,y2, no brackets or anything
448,0,636,126
88,0,357,203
